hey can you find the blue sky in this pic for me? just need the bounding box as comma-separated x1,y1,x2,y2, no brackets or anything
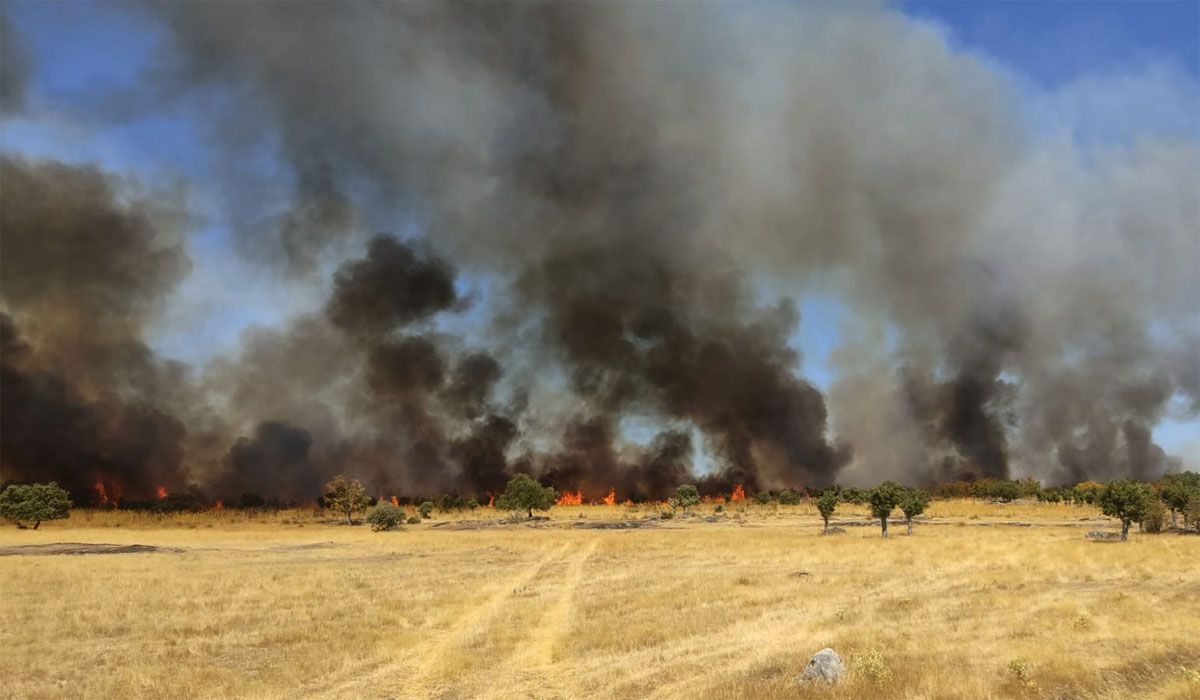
2,1,1197,460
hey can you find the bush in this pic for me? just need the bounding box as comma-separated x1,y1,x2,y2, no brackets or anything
407,516,421,525
236,492,266,509
713,504,724,513
1142,500,1167,534
418,501,434,519
0,483,72,529
852,647,892,686
1188,494,1200,532
152,491,205,514
841,487,869,505
366,503,403,531
753,491,773,505
673,484,700,511
660,510,674,520
777,489,801,505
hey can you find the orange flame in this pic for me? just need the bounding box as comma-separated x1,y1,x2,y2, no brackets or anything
156,486,169,499
391,496,400,507
730,484,746,502
622,499,633,506
556,490,583,506
214,500,224,511
486,492,495,507
602,488,616,506
93,480,110,506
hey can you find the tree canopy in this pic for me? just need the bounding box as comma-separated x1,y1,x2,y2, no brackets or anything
0,483,72,529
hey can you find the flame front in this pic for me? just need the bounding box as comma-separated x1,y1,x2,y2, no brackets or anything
156,486,169,499
556,490,583,506
486,492,495,507
93,480,110,506
730,484,746,502
214,500,224,510
602,488,616,506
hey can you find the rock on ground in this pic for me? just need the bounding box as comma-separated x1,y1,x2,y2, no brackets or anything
1085,531,1122,542
799,647,845,684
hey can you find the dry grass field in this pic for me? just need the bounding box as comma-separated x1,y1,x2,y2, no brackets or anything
2,500,1198,700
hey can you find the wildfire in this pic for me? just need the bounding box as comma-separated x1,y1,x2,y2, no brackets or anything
93,480,110,506
602,488,616,506
486,492,495,507
156,486,169,499
391,496,400,507
556,490,583,506
730,484,746,502
214,500,224,511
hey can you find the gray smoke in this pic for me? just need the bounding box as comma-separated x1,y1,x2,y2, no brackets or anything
2,3,1196,502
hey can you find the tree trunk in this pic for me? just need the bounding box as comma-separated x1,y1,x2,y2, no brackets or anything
527,507,533,519
1171,509,1177,529
1121,519,1130,541
881,517,888,538
906,517,913,536
822,517,828,534
33,521,40,530
346,508,353,525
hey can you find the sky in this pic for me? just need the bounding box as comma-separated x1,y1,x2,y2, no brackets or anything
2,1,1198,468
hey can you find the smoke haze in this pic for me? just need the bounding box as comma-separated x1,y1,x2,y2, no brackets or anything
1,3,1196,503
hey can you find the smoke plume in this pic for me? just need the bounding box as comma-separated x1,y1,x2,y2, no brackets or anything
1,4,1196,503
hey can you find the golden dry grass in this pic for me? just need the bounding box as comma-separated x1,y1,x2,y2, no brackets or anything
1,501,1198,700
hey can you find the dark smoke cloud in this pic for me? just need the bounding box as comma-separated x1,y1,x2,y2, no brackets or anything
218,421,319,502
327,235,459,337
0,157,193,500
2,3,1196,501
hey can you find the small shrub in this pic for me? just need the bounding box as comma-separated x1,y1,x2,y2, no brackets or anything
152,491,205,514
1008,657,1033,683
753,491,773,505
366,503,403,531
406,516,421,525
660,510,674,520
418,501,435,519
713,504,724,513
852,647,892,686
777,489,801,505
673,484,700,510
1142,501,1167,533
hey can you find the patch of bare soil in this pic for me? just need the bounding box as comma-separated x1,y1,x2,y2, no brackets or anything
0,542,183,556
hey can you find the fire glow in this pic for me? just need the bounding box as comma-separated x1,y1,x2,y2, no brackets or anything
556,490,583,506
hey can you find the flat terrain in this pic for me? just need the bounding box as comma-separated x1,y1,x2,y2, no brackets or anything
2,501,1198,699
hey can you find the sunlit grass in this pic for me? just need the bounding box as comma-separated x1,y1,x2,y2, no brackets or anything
1,501,1197,699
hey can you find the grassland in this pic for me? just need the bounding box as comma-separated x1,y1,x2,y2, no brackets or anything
1,500,1198,699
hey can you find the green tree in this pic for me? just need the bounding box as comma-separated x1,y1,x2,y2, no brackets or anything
869,481,905,538
496,474,556,519
0,483,72,529
672,484,700,512
816,489,838,534
898,489,930,535
365,502,403,531
323,475,371,525
1097,479,1154,541
1159,471,1200,529
418,501,434,519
